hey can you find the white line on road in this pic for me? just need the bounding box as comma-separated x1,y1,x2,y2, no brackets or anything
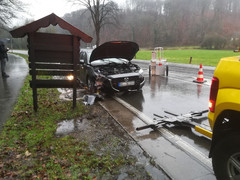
113,96,213,171
164,73,212,86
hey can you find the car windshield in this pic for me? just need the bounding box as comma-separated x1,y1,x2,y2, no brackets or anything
91,58,129,66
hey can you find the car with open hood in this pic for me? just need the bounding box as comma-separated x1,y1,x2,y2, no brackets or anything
79,41,145,93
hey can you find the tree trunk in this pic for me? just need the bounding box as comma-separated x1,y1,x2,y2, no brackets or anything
96,30,100,47
95,23,101,46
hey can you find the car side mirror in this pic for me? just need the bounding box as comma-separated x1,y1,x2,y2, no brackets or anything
80,59,84,64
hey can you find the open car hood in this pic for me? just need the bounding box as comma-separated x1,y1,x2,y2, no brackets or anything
90,41,139,62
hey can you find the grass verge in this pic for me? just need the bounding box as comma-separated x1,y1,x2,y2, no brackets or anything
0,54,128,179
136,49,237,66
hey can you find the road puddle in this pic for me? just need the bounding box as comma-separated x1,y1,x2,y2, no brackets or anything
56,118,89,136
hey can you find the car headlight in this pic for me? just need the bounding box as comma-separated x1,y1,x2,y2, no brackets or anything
138,68,144,75
67,74,74,81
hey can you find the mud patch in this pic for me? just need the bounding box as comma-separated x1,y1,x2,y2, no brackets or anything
56,103,169,179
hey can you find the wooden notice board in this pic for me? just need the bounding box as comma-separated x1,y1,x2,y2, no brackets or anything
28,32,80,111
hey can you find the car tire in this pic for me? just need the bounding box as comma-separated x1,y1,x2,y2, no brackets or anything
212,134,240,180
166,65,169,76
149,65,151,77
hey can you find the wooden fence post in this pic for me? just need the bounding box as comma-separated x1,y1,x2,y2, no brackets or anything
189,57,192,64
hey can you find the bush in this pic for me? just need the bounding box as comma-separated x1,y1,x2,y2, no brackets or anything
201,34,227,49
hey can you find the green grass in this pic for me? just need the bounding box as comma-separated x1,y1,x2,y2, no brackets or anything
136,49,238,66
0,54,129,179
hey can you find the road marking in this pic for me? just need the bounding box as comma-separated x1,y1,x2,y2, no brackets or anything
113,96,213,171
164,74,212,86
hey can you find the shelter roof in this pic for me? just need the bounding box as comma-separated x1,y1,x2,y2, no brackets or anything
10,13,92,43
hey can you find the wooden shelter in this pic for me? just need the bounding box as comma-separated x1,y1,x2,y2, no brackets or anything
10,13,92,111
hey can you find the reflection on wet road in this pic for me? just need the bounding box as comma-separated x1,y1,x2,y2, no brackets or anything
111,63,217,179
120,75,212,155
0,54,28,132
122,75,209,115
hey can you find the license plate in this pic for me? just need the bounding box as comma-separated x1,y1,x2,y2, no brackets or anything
118,81,135,87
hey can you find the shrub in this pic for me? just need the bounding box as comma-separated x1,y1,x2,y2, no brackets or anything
201,34,227,49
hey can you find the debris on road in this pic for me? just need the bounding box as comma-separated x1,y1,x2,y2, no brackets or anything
136,110,212,138
83,95,95,105
83,94,104,105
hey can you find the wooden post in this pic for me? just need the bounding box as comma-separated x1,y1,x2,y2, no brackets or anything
189,57,192,64
28,33,38,112
72,36,79,109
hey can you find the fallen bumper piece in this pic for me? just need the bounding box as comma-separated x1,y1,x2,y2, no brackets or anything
83,94,104,105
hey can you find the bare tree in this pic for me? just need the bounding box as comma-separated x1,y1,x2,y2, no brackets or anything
0,0,25,28
65,0,240,48
70,0,119,46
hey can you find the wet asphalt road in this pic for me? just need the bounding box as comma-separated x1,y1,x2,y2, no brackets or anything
125,60,214,155
114,60,217,179
0,54,28,131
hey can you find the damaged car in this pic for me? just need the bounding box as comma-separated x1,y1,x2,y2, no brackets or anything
79,41,145,93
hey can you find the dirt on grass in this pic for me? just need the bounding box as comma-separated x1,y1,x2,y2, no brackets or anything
56,103,169,180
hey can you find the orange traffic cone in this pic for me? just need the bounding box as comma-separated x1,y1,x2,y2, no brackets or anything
193,64,206,83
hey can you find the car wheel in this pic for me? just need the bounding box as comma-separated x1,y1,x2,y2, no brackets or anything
166,65,169,76
212,134,240,180
149,65,151,77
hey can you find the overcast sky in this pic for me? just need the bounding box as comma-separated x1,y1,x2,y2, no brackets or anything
16,0,125,26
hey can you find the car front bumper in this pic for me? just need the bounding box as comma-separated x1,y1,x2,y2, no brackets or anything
103,73,145,92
